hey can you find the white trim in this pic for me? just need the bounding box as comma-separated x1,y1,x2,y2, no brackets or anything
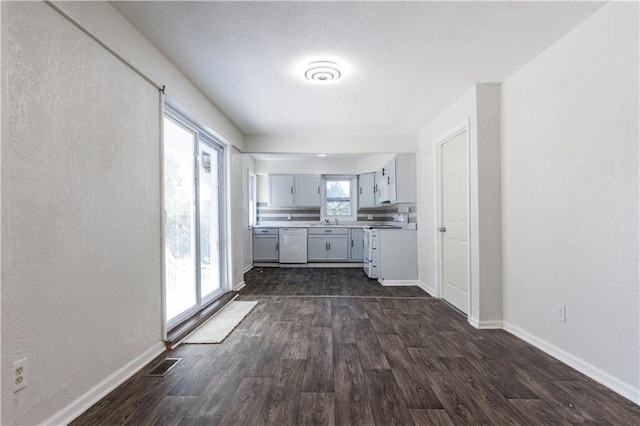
434,120,471,315
159,94,167,341
41,341,166,426
503,321,640,405
477,320,503,329
417,280,435,296
234,281,246,291
242,264,253,274
468,317,480,328
378,279,420,286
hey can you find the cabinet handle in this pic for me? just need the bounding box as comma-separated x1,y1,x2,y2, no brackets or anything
359,187,362,195
351,239,354,247
328,243,331,250
382,167,386,175
317,187,320,194
276,242,279,251
387,176,390,185
290,187,293,194
325,243,328,251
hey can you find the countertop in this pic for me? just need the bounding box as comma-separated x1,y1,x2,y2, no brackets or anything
252,221,389,229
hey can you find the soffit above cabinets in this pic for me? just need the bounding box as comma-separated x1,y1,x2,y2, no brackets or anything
114,1,603,135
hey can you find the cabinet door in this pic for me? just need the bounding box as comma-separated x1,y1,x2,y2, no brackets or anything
349,228,364,261
387,158,397,203
269,175,294,207
253,235,279,261
307,236,328,261
294,175,321,207
374,169,383,205
358,173,375,208
327,235,349,261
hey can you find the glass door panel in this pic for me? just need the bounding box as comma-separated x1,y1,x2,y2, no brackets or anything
163,117,197,323
199,142,221,300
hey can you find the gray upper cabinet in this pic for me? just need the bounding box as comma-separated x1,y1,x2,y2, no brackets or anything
269,174,320,207
268,174,294,207
376,154,416,204
358,172,376,208
294,175,321,207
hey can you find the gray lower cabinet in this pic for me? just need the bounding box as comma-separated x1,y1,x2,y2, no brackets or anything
253,228,279,262
307,228,349,261
349,228,364,261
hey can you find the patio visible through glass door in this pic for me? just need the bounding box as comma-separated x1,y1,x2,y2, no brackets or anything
163,111,226,330
199,142,221,300
163,117,197,323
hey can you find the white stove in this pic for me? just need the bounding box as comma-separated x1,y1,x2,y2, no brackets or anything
363,213,411,279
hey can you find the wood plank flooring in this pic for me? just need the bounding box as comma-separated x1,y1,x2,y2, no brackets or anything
72,268,640,425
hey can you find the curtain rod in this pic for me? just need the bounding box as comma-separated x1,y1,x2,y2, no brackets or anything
45,1,164,92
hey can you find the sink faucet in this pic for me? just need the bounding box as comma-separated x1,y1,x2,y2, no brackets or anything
334,218,339,225
323,218,330,224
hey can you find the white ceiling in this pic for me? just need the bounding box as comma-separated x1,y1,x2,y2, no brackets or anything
113,1,602,136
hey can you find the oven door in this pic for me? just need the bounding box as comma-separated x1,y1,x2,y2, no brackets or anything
363,229,373,261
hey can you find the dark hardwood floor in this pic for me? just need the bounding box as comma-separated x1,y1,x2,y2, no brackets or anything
72,268,640,425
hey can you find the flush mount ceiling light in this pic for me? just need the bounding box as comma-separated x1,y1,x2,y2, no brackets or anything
304,60,342,84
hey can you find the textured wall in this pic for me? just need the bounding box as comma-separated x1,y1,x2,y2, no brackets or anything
2,2,162,424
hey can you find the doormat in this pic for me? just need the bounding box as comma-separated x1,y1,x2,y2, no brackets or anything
183,301,258,344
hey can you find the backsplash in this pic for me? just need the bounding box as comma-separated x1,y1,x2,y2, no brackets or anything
256,202,417,224
256,202,320,222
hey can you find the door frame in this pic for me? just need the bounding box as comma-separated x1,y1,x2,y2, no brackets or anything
434,119,472,316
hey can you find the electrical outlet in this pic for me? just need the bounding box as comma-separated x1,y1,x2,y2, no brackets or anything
13,358,27,392
556,304,566,323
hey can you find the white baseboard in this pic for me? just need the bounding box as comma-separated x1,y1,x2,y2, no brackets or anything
417,280,435,296
378,279,420,286
42,341,166,426
474,319,503,329
503,321,639,405
234,281,246,291
242,264,253,274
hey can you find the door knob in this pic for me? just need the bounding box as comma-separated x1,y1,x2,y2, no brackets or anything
439,227,446,232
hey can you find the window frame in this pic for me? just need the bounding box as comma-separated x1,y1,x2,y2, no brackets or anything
320,175,358,222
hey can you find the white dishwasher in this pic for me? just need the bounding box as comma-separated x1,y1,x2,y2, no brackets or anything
279,228,308,263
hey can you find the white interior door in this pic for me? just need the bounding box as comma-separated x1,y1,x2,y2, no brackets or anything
440,131,469,313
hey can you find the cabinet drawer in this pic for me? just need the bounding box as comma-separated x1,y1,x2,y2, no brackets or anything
252,227,279,235
308,228,349,235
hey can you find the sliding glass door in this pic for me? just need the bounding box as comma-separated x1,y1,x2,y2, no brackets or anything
163,107,226,329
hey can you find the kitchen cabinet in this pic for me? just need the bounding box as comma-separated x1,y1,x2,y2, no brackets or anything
294,175,321,207
358,172,376,208
307,228,349,261
377,230,417,282
268,175,294,207
349,228,364,261
252,228,279,262
269,174,321,207
376,154,416,204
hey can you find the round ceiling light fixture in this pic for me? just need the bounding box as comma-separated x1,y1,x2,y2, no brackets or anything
304,60,342,84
